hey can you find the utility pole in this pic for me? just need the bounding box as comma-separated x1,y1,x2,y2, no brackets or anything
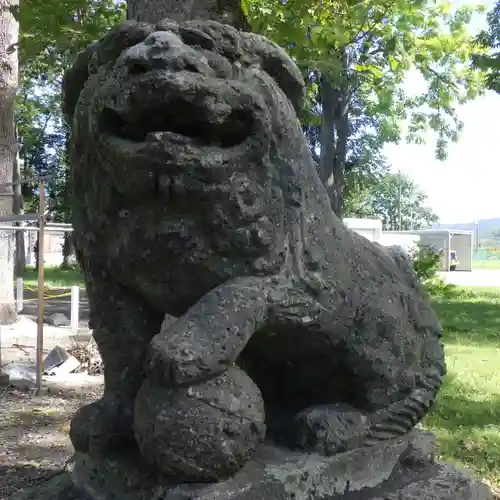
397,171,402,230
475,215,480,253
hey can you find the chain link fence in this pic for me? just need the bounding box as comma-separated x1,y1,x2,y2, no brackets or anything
472,248,500,268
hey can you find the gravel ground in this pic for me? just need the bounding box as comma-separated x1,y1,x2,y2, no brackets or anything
0,383,102,499
0,314,101,499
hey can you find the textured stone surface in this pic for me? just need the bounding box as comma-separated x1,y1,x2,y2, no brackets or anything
134,366,266,481
72,434,411,500
370,463,493,500
10,472,87,500
61,13,452,488
71,432,492,500
47,312,70,327
287,403,371,455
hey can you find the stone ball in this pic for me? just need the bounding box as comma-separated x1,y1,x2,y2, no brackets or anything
133,365,266,482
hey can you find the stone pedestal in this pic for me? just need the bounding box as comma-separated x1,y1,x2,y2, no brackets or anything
71,432,492,500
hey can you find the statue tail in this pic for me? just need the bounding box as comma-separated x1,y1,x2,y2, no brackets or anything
364,368,444,446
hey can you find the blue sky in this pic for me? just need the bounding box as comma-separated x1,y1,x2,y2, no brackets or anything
383,0,498,224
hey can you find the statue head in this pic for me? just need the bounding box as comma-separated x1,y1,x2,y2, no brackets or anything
63,19,312,314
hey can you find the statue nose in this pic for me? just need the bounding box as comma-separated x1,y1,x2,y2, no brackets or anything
119,31,210,75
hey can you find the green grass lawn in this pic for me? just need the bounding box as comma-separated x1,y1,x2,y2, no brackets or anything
425,286,500,488
23,265,84,289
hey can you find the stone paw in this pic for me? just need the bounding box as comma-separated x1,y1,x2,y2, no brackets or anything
70,398,136,454
288,403,371,455
146,335,221,388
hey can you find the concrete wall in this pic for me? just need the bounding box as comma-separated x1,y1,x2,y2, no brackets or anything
380,233,420,254
25,232,66,267
343,218,382,243
450,233,473,271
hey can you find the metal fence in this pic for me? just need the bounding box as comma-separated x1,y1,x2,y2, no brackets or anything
472,248,500,264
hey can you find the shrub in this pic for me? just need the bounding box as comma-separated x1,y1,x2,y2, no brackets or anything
410,245,441,282
408,245,456,297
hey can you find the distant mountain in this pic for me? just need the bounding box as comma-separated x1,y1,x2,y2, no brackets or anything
433,218,500,235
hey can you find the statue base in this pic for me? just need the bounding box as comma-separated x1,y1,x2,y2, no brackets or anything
71,431,492,500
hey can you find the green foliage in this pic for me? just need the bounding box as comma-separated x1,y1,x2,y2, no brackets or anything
245,0,486,160
409,245,456,296
423,276,457,298
411,245,442,281
14,0,125,222
473,0,500,92
15,0,125,75
356,172,438,229
342,157,390,217
16,79,68,216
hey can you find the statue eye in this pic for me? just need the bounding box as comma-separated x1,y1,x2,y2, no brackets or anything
96,21,156,67
179,27,215,50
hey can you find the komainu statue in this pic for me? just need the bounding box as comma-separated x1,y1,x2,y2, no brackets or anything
62,18,491,500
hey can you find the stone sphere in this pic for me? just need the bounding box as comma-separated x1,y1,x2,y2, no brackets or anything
133,366,266,482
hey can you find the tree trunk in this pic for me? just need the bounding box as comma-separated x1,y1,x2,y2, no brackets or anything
61,232,73,269
330,106,348,218
13,145,25,277
0,0,18,324
318,76,350,218
127,0,250,29
34,232,39,272
318,76,336,188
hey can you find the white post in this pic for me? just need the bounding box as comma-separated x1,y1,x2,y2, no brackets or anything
71,286,80,331
16,277,23,312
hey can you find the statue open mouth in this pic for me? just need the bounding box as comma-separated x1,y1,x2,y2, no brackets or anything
101,105,253,147
99,73,257,148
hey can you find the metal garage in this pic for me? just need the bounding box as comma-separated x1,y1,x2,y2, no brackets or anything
382,229,473,272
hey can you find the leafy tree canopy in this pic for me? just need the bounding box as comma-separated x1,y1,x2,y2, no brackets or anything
474,0,500,92
244,0,486,160
15,0,125,77
13,0,126,221
360,172,438,230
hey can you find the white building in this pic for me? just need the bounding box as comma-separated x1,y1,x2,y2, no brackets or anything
381,229,473,272
343,218,382,243
342,219,473,272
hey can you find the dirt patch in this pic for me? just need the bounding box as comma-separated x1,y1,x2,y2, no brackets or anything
0,384,102,499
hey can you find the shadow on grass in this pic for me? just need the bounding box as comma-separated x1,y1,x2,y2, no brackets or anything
432,290,500,346
423,287,500,485
428,373,500,431
424,372,500,485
